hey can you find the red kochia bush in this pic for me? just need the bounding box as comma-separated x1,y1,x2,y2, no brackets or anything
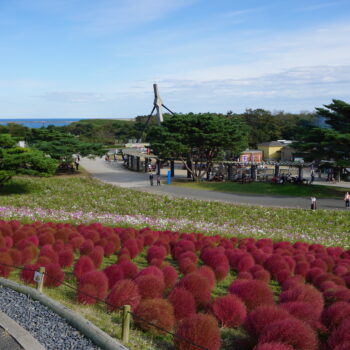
20,263,40,285
244,305,290,339
279,284,324,315
175,314,221,350
147,245,167,263
21,244,38,264
211,294,247,328
58,249,74,268
229,280,274,311
73,255,95,279
253,343,294,350
178,272,212,307
0,252,13,277
322,301,350,330
259,318,318,350
117,260,138,279
168,287,196,321
134,298,175,334
136,266,164,280
162,265,178,289
77,270,108,305
79,240,94,255
88,246,104,268
106,279,140,312
103,264,124,289
196,265,216,288
327,318,350,349
44,263,65,287
135,275,165,299
39,245,58,264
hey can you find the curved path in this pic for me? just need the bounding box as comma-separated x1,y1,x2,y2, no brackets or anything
81,157,349,211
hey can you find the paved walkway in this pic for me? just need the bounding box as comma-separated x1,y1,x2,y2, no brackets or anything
80,157,350,211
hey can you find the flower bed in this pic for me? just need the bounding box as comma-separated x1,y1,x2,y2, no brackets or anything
1,219,350,350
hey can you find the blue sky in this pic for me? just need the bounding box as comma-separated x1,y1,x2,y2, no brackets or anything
1,0,350,118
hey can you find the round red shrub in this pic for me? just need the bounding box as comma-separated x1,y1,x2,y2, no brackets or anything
103,264,124,289
237,255,255,272
213,262,230,281
77,270,108,305
168,287,196,321
0,252,13,277
134,298,175,334
322,301,350,330
178,272,212,307
9,249,22,266
87,246,104,268
38,231,55,246
196,265,216,288
281,276,305,291
244,305,290,338
327,318,350,349
21,244,38,264
4,236,13,249
175,314,221,350
135,275,165,299
44,263,65,287
39,245,58,264
179,258,197,275
20,263,40,285
58,249,74,268
306,267,324,283
253,343,294,350
117,260,138,279
106,279,140,312
73,255,95,279
36,256,52,266
323,286,350,303
279,284,324,314
136,266,164,280
123,239,140,259
53,240,65,253
147,245,167,263
294,261,310,277
211,294,247,328
229,280,274,311
259,317,318,350
253,269,271,283
79,239,94,255
162,265,178,289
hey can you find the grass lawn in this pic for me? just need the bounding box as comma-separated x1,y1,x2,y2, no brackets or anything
172,179,349,199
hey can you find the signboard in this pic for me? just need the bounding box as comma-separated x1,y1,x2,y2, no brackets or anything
34,271,43,283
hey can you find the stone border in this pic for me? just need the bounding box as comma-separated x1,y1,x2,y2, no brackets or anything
0,310,45,350
0,278,128,350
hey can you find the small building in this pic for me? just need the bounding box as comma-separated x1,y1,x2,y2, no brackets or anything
257,141,286,161
281,146,297,161
239,149,263,162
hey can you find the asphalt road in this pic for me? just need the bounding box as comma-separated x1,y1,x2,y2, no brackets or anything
80,157,349,211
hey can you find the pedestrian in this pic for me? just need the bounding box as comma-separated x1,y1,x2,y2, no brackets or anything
310,196,317,210
344,192,350,208
310,170,315,184
156,174,161,186
74,157,79,171
149,173,154,186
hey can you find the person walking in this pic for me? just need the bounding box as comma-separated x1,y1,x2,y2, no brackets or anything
149,173,154,186
156,174,161,186
310,196,317,210
344,192,350,208
310,170,315,184
74,157,80,171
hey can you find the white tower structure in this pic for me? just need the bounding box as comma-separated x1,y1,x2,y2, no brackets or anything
153,84,164,124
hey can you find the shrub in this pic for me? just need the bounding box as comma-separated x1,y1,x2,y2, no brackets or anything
53,240,65,253
123,239,140,259
162,265,178,289
179,272,212,308
39,245,58,264
259,317,318,350
244,305,290,338
9,249,22,266
229,280,274,311
327,318,350,349
322,302,350,331
136,266,164,280
135,275,165,299
103,264,124,289
38,231,55,246
77,270,108,305
134,298,175,334
253,269,271,283
237,255,255,272
0,252,13,277
79,240,94,255
213,262,230,281
106,279,140,312
58,249,74,268
168,287,196,321
147,245,167,263
323,286,350,303
253,343,294,350
211,294,247,328
279,284,324,314
87,246,104,268
21,244,38,264
20,263,40,285
73,255,95,279
44,263,64,287
174,314,221,350
118,260,138,279
196,266,216,288
280,301,322,330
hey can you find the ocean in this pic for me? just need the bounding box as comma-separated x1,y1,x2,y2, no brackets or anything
0,118,83,128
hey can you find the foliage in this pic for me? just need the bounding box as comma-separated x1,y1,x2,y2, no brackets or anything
148,113,248,181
